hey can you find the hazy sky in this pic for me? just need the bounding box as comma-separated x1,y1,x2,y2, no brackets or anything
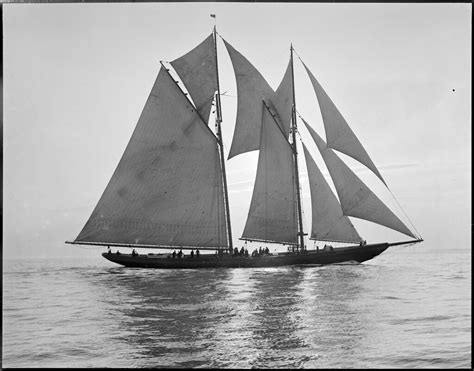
3,3,471,259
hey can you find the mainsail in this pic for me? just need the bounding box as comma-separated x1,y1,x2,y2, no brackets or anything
170,34,217,125
74,66,227,248
303,63,387,186
241,102,298,244
302,144,362,243
304,120,416,239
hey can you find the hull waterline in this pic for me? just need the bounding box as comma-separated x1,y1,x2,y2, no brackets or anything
101,242,391,269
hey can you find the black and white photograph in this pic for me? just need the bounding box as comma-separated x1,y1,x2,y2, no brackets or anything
2,1,471,368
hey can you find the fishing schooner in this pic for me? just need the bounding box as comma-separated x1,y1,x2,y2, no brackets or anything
66,26,423,268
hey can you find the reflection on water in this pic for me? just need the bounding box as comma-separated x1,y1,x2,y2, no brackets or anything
3,252,471,368
86,265,373,368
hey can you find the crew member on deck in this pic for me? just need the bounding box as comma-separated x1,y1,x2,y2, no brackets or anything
196,249,200,258
132,249,138,256
107,246,111,254
191,249,194,258
172,250,176,259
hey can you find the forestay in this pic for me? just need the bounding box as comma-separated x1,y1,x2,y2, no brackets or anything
305,121,416,239
75,66,227,248
302,143,363,243
242,103,298,244
303,63,387,186
171,34,217,125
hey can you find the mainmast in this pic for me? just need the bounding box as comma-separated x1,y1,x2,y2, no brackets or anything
213,25,233,250
290,44,305,251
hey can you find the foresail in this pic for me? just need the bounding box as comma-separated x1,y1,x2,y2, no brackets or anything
302,144,362,243
303,63,387,186
223,39,274,159
304,121,416,239
242,103,298,244
75,66,227,248
171,34,217,125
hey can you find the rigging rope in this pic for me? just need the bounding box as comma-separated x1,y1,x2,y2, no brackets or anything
292,47,305,66
387,187,423,239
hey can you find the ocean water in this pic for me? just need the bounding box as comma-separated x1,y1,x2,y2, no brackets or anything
2,248,471,368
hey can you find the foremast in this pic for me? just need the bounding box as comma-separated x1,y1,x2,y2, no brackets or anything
290,44,306,251
213,25,233,251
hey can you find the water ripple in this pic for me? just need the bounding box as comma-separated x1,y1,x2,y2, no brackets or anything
3,251,471,368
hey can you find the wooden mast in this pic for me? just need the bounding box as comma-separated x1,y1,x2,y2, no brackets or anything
290,44,305,251
213,25,233,251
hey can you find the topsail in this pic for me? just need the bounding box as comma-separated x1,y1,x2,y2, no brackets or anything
268,59,293,138
171,34,217,125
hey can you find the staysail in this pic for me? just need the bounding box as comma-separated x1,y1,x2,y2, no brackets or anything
302,144,362,243
223,39,275,159
241,102,298,244
74,66,227,248
304,120,416,239
303,63,387,186
170,34,217,125
224,40,295,158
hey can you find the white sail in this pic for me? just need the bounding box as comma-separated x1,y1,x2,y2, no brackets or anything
75,66,227,248
171,34,217,125
303,63,387,186
302,144,362,243
242,103,298,244
304,120,416,239
223,39,275,159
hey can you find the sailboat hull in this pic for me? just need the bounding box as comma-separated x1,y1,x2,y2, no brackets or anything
101,243,390,269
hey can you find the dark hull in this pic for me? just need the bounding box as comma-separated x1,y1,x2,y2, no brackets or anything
102,243,391,268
